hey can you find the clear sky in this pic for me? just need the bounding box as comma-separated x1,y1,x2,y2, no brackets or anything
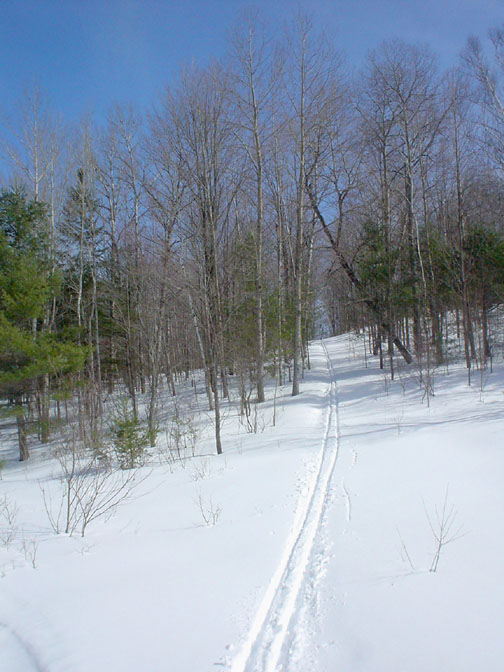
1,0,503,123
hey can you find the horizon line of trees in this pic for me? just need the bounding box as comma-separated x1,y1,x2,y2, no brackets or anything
2,11,504,460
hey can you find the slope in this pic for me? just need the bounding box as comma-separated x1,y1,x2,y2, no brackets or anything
1,334,503,671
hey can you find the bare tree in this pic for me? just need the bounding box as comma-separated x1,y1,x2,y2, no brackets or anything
229,10,281,402
446,72,478,373
282,14,336,394
367,41,446,357
464,27,504,170
155,64,238,454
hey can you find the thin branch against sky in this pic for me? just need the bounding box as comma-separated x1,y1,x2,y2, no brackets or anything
0,0,502,124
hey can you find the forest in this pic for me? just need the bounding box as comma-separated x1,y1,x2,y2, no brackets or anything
2,14,504,461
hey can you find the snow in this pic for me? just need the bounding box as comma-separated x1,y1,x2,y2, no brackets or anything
1,334,503,671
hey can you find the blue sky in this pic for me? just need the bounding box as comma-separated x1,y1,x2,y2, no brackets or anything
1,0,503,123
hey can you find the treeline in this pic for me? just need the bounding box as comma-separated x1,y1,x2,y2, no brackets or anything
2,13,504,459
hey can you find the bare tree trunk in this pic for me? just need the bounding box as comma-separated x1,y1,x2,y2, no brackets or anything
16,396,29,462
211,361,223,455
291,24,308,397
404,169,422,355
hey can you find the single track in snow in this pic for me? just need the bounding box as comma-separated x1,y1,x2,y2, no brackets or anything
0,622,47,672
230,340,340,672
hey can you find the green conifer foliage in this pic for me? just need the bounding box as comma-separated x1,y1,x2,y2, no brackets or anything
0,189,86,460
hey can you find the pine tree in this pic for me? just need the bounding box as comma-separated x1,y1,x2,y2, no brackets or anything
0,189,86,460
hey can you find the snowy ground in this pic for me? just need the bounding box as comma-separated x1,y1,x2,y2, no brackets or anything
1,334,503,671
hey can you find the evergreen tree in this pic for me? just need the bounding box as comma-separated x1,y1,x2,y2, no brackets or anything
0,189,86,460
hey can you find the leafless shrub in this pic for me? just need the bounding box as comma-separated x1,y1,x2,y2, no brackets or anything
415,355,435,407
191,458,211,482
396,527,415,571
43,424,144,537
424,486,467,572
20,535,38,569
394,410,404,435
196,491,221,526
382,369,390,395
77,466,141,537
40,482,65,534
397,488,467,573
0,495,19,547
168,412,198,460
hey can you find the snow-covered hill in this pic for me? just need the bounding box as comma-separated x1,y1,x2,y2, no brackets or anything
1,334,503,671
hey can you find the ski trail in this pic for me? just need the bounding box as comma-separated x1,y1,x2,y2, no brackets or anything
230,340,339,672
0,622,47,672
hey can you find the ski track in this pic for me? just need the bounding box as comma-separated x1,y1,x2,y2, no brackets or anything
0,621,47,672
229,340,340,672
